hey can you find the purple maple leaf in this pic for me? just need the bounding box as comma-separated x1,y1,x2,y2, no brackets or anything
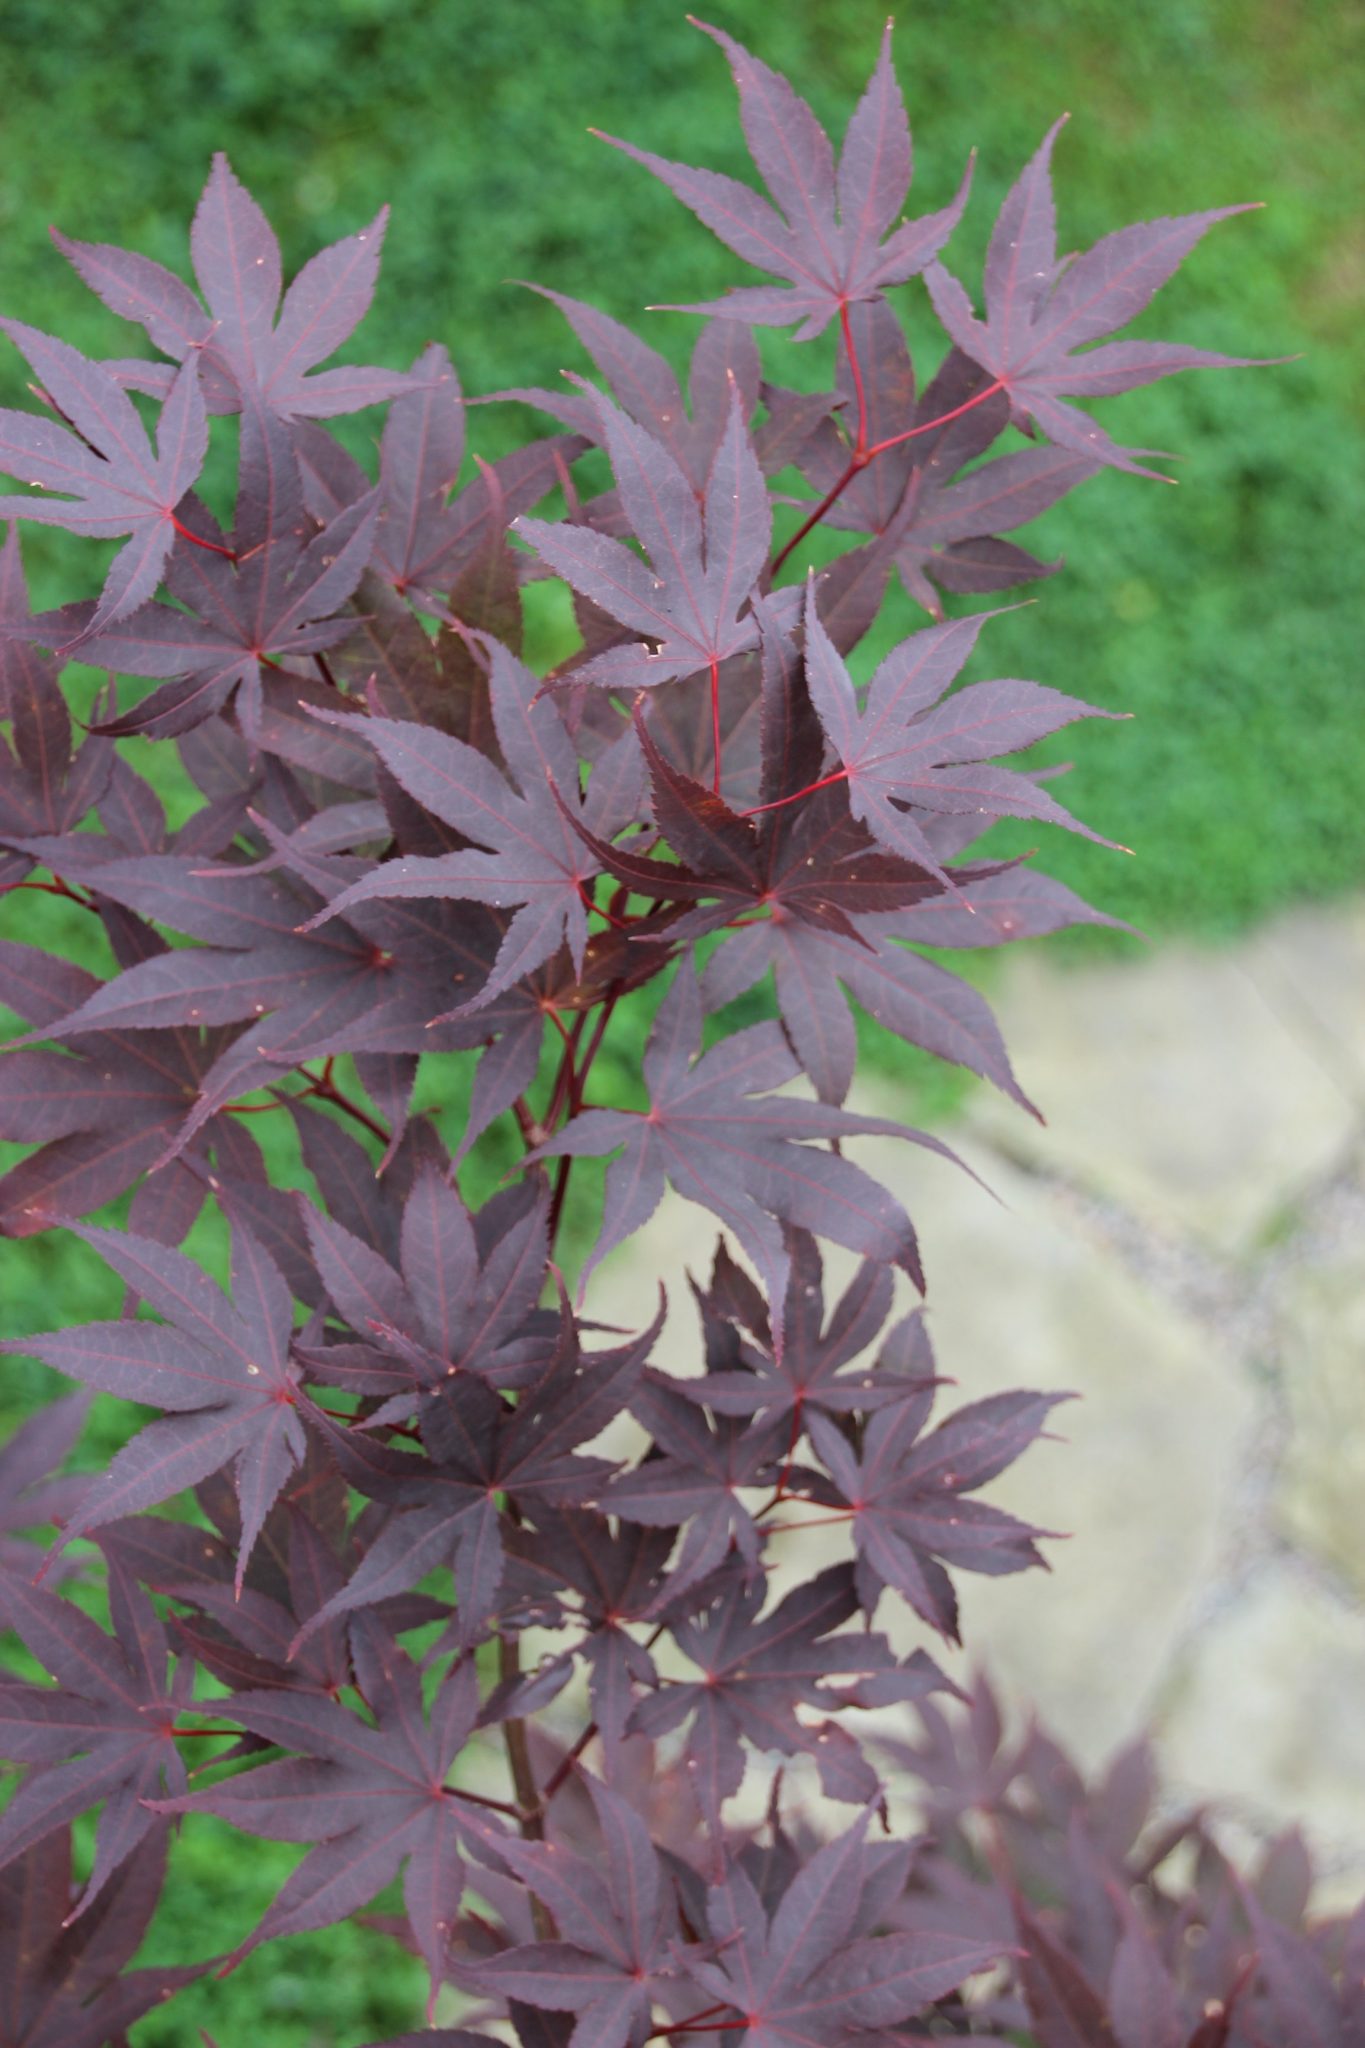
7,844,492,1159
564,707,946,959
1,1222,304,1589
516,382,773,694
606,1379,788,1604
925,119,1264,476
0,530,112,883
525,962,966,1311
295,339,583,620
55,153,416,420
157,1627,502,2012
802,583,1124,885
704,902,1038,1113
463,1777,681,2048
631,1566,902,1829
808,1385,1070,1639
597,22,973,341
1241,1889,1360,2048
0,325,207,641
889,861,1133,952
0,1394,90,1579
497,292,763,512
111,1495,435,1704
674,1227,930,1425
795,306,1099,616
300,646,631,1011
0,1824,205,2046
297,1163,551,1415
504,1511,674,1753
0,931,273,1242
0,1563,193,1914
294,1308,651,1649
682,1813,1005,2043
41,403,379,745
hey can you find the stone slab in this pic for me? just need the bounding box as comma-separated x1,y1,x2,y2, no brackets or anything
1157,1563,1365,1888
1274,1256,1365,1592
1239,895,1365,1103
837,1125,1259,1768
963,943,1357,1253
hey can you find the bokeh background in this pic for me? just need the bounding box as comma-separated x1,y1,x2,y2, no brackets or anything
0,0,1360,2038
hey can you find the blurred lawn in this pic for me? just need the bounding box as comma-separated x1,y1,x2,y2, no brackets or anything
0,1,1361,2041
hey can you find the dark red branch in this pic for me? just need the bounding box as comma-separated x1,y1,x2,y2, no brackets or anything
1,875,100,912
298,1059,391,1146
769,376,1006,577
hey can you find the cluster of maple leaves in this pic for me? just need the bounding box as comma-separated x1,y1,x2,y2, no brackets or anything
2,19,1355,2048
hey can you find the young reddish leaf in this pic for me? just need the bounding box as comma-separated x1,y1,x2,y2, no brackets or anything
795,307,1098,616
566,710,946,960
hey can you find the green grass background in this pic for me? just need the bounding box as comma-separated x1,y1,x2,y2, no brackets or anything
0,0,1360,2039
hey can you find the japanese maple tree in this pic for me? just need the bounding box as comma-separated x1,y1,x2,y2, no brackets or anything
2,22,1350,2048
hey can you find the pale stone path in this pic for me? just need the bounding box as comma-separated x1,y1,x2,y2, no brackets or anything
587,896,1365,1897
